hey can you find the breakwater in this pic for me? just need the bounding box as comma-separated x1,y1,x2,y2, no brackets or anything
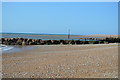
1,37,120,45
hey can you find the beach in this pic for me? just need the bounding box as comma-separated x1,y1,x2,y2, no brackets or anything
2,1,119,79
2,43,118,78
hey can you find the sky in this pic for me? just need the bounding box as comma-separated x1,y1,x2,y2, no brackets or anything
2,2,118,35
0,2,2,34
1,0,120,2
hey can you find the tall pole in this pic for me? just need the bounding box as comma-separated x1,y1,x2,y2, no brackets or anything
68,29,70,39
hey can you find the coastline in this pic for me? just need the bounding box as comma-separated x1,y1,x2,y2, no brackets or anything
2,45,35,54
2,1,118,78
2,43,118,78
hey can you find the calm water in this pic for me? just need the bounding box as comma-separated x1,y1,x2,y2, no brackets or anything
1,33,103,40
0,44,13,51
1,45,35,54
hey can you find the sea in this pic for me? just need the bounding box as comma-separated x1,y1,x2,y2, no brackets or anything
0,33,103,53
0,44,35,54
1,33,103,40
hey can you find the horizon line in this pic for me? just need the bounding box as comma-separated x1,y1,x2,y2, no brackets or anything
0,32,119,35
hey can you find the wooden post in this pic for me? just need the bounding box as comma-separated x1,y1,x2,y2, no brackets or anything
68,29,70,39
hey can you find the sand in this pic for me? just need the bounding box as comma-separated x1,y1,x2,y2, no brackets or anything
2,43,118,78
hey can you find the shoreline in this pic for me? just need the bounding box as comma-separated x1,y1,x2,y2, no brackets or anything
2,43,118,54
2,44,118,78
2,45,35,54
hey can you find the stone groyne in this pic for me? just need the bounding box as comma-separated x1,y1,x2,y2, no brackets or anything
0,38,120,45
